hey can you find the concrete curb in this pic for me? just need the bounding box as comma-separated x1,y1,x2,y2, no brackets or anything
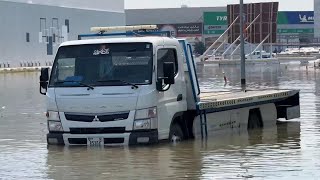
0,66,51,73
196,57,316,66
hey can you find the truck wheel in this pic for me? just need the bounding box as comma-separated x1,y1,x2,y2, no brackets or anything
169,123,184,143
248,111,263,129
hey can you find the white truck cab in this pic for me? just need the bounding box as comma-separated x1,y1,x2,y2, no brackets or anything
39,25,300,146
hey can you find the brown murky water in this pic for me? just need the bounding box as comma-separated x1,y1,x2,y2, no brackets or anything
1,63,320,179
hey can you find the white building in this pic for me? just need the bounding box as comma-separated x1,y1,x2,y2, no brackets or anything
0,0,125,67
315,0,320,38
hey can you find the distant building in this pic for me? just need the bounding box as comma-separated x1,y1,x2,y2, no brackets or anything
275,11,314,51
126,7,226,50
0,0,125,67
315,0,320,38
126,6,314,52
0,0,124,12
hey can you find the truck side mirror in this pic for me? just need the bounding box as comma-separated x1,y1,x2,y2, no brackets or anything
40,67,49,95
163,62,175,85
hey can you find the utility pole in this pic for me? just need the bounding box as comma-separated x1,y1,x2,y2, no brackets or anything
240,0,246,90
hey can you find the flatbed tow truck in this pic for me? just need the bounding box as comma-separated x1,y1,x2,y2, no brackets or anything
39,25,300,146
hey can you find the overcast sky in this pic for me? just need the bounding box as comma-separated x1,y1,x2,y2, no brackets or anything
2,0,314,11
125,0,313,11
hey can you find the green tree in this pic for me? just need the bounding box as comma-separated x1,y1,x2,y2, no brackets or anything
194,42,206,55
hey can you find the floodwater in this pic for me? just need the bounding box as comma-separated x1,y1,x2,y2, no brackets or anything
1,63,320,180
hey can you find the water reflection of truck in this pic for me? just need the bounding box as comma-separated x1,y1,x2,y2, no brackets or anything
39,25,301,146
45,122,301,179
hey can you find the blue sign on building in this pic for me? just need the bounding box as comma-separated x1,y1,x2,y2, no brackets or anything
278,11,314,24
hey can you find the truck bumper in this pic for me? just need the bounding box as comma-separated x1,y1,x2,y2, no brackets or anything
46,130,158,146
47,133,65,145
129,130,158,145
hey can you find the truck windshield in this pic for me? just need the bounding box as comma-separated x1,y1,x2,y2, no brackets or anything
49,43,153,87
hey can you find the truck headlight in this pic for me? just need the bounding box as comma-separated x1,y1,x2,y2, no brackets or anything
46,111,60,121
133,119,151,130
134,107,157,119
133,107,157,130
46,111,63,132
48,121,63,132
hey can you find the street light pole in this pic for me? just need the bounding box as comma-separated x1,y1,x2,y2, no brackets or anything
240,0,246,90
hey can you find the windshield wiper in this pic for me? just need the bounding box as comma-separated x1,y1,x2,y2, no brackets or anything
97,80,139,89
55,81,94,90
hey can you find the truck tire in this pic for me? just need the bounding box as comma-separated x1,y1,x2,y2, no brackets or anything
169,123,184,143
248,111,263,129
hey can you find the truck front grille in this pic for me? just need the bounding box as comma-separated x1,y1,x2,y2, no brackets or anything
68,138,87,144
69,127,126,134
65,112,129,122
68,138,124,145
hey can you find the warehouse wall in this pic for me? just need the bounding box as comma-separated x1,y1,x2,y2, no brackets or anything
0,1,125,67
0,0,124,12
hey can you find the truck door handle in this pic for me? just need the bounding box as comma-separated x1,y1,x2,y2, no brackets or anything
177,94,183,101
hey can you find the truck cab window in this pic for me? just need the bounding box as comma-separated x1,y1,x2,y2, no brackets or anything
157,48,178,78
54,58,76,82
49,43,153,87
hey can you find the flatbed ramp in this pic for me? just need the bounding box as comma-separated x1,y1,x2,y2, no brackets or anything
198,89,299,110
196,89,300,138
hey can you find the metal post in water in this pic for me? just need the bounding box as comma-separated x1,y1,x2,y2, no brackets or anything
240,0,246,89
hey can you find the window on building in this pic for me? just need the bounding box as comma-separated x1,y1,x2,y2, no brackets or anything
65,19,70,33
26,33,30,42
40,18,46,32
52,18,58,28
40,18,47,43
52,18,59,43
47,37,53,55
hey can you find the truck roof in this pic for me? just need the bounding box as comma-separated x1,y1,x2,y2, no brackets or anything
60,36,181,47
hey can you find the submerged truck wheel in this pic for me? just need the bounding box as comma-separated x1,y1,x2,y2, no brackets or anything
169,123,184,143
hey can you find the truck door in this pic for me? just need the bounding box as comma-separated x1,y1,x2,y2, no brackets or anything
156,46,187,140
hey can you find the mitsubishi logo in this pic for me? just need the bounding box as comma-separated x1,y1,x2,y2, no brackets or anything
93,115,100,122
